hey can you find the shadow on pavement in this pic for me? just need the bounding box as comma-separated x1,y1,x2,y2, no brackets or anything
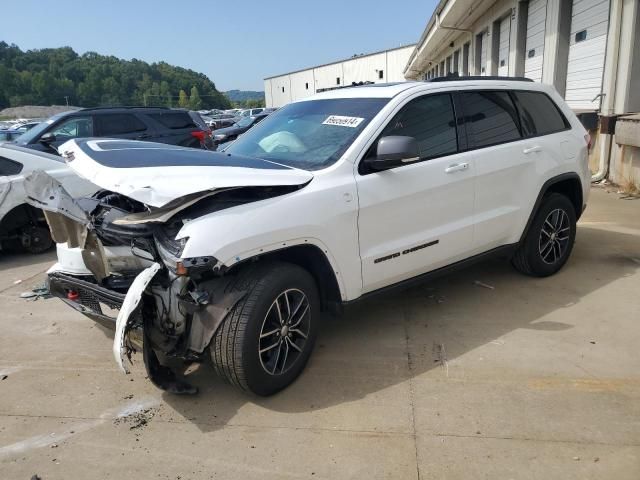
160,225,640,432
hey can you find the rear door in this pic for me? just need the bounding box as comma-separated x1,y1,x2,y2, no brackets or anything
460,89,570,251
355,92,476,293
94,113,152,141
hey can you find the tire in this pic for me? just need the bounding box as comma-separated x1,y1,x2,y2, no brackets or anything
210,262,319,396
21,226,53,254
512,193,577,277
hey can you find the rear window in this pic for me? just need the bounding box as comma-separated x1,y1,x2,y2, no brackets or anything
95,114,147,136
460,91,521,149
148,112,197,130
0,156,23,175
513,91,569,137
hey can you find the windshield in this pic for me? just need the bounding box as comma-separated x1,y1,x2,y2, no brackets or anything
224,98,388,170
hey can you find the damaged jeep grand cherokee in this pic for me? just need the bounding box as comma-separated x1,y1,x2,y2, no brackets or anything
25,79,590,396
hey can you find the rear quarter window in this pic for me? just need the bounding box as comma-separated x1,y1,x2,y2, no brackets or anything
512,91,570,137
0,157,23,175
148,112,197,130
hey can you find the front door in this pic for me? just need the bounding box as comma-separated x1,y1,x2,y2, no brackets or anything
355,93,475,294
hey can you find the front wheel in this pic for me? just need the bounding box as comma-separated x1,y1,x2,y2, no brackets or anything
210,262,319,396
512,193,577,277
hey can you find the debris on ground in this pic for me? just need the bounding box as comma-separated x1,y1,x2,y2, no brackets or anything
473,280,495,290
432,343,449,377
114,407,157,430
13,279,22,285
19,283,52,301
30,475,42,480
1,375,7,380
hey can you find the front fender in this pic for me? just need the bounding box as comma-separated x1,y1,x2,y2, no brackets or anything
177,172,362,301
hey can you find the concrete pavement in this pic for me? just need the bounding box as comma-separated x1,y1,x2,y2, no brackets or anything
0,186,638,479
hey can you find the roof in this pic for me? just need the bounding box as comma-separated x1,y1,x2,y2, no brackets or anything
296,77,554,102
264,44,417,80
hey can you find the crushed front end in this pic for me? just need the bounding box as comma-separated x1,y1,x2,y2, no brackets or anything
25,172,248,395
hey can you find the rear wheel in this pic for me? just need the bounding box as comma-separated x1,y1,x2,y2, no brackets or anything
210,262,319,396
512,193,577,277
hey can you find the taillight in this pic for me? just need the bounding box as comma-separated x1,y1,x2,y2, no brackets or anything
191,130,206,142
584,133,591,151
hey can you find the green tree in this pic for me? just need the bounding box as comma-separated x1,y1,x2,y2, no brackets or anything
178,89,189,108
189,86,202,110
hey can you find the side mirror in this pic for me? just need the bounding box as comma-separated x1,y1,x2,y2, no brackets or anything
364,136,420,171
39,132,56,144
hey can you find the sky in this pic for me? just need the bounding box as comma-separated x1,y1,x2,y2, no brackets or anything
2,0,438,92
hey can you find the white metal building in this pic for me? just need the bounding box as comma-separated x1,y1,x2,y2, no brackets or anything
264,45,415,108
404,0,640,186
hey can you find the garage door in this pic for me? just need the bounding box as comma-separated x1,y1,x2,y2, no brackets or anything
479,31,488,75
524,0,547,82
498,15,512,76
565,0,611,110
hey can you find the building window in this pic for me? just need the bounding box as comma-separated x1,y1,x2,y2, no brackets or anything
305,82,309,90
336,77,341,85
500,59,506,67
575,30,587,42
528,49,536,58
378,70,384,80
282,87,285,93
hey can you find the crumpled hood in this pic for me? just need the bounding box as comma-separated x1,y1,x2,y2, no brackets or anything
58,138,313,208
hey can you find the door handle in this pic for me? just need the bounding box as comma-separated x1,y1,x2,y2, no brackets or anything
445,162,469,173
137,134,152,139
523,145,542,154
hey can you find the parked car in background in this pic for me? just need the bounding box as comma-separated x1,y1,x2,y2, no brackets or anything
0,144,96,253
0,130,23,142
9,121,42,134
212,113,269,148
209,113,240,130
239,108,264,117
11,107,213,154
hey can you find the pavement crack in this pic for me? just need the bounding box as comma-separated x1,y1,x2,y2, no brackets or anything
402,303,421,480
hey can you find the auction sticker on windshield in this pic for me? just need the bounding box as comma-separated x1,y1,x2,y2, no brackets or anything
322,115,364,128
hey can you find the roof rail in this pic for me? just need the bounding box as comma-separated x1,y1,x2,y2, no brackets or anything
427,75,534,83
316,81,375,93
79,106,171,111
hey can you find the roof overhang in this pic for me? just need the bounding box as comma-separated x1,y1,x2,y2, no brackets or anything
404,0,496,79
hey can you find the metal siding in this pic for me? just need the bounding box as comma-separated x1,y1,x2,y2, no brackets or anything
270,75,291,108
343,52,386,85
385,46,415,81
498,15,512,76
289,70,315,102
566,0,611,110
313,63,344,91
524,0,547,82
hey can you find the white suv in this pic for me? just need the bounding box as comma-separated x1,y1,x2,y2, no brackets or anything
25,78,590,396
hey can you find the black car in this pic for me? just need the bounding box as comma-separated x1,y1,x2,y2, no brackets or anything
13,107,213,154
212,113,269,148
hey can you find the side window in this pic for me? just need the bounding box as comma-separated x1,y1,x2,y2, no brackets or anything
0,157,23,176
50,117,93,140
512,91,570,137
378,93,458,159
459,91,521,148
148,112,197,130
95,114,147,136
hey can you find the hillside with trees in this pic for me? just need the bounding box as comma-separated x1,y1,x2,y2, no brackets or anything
0,42,232,110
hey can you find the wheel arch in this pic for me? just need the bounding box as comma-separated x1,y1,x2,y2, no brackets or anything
224,243,344,314
0,203,46,236
520,172,583,243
